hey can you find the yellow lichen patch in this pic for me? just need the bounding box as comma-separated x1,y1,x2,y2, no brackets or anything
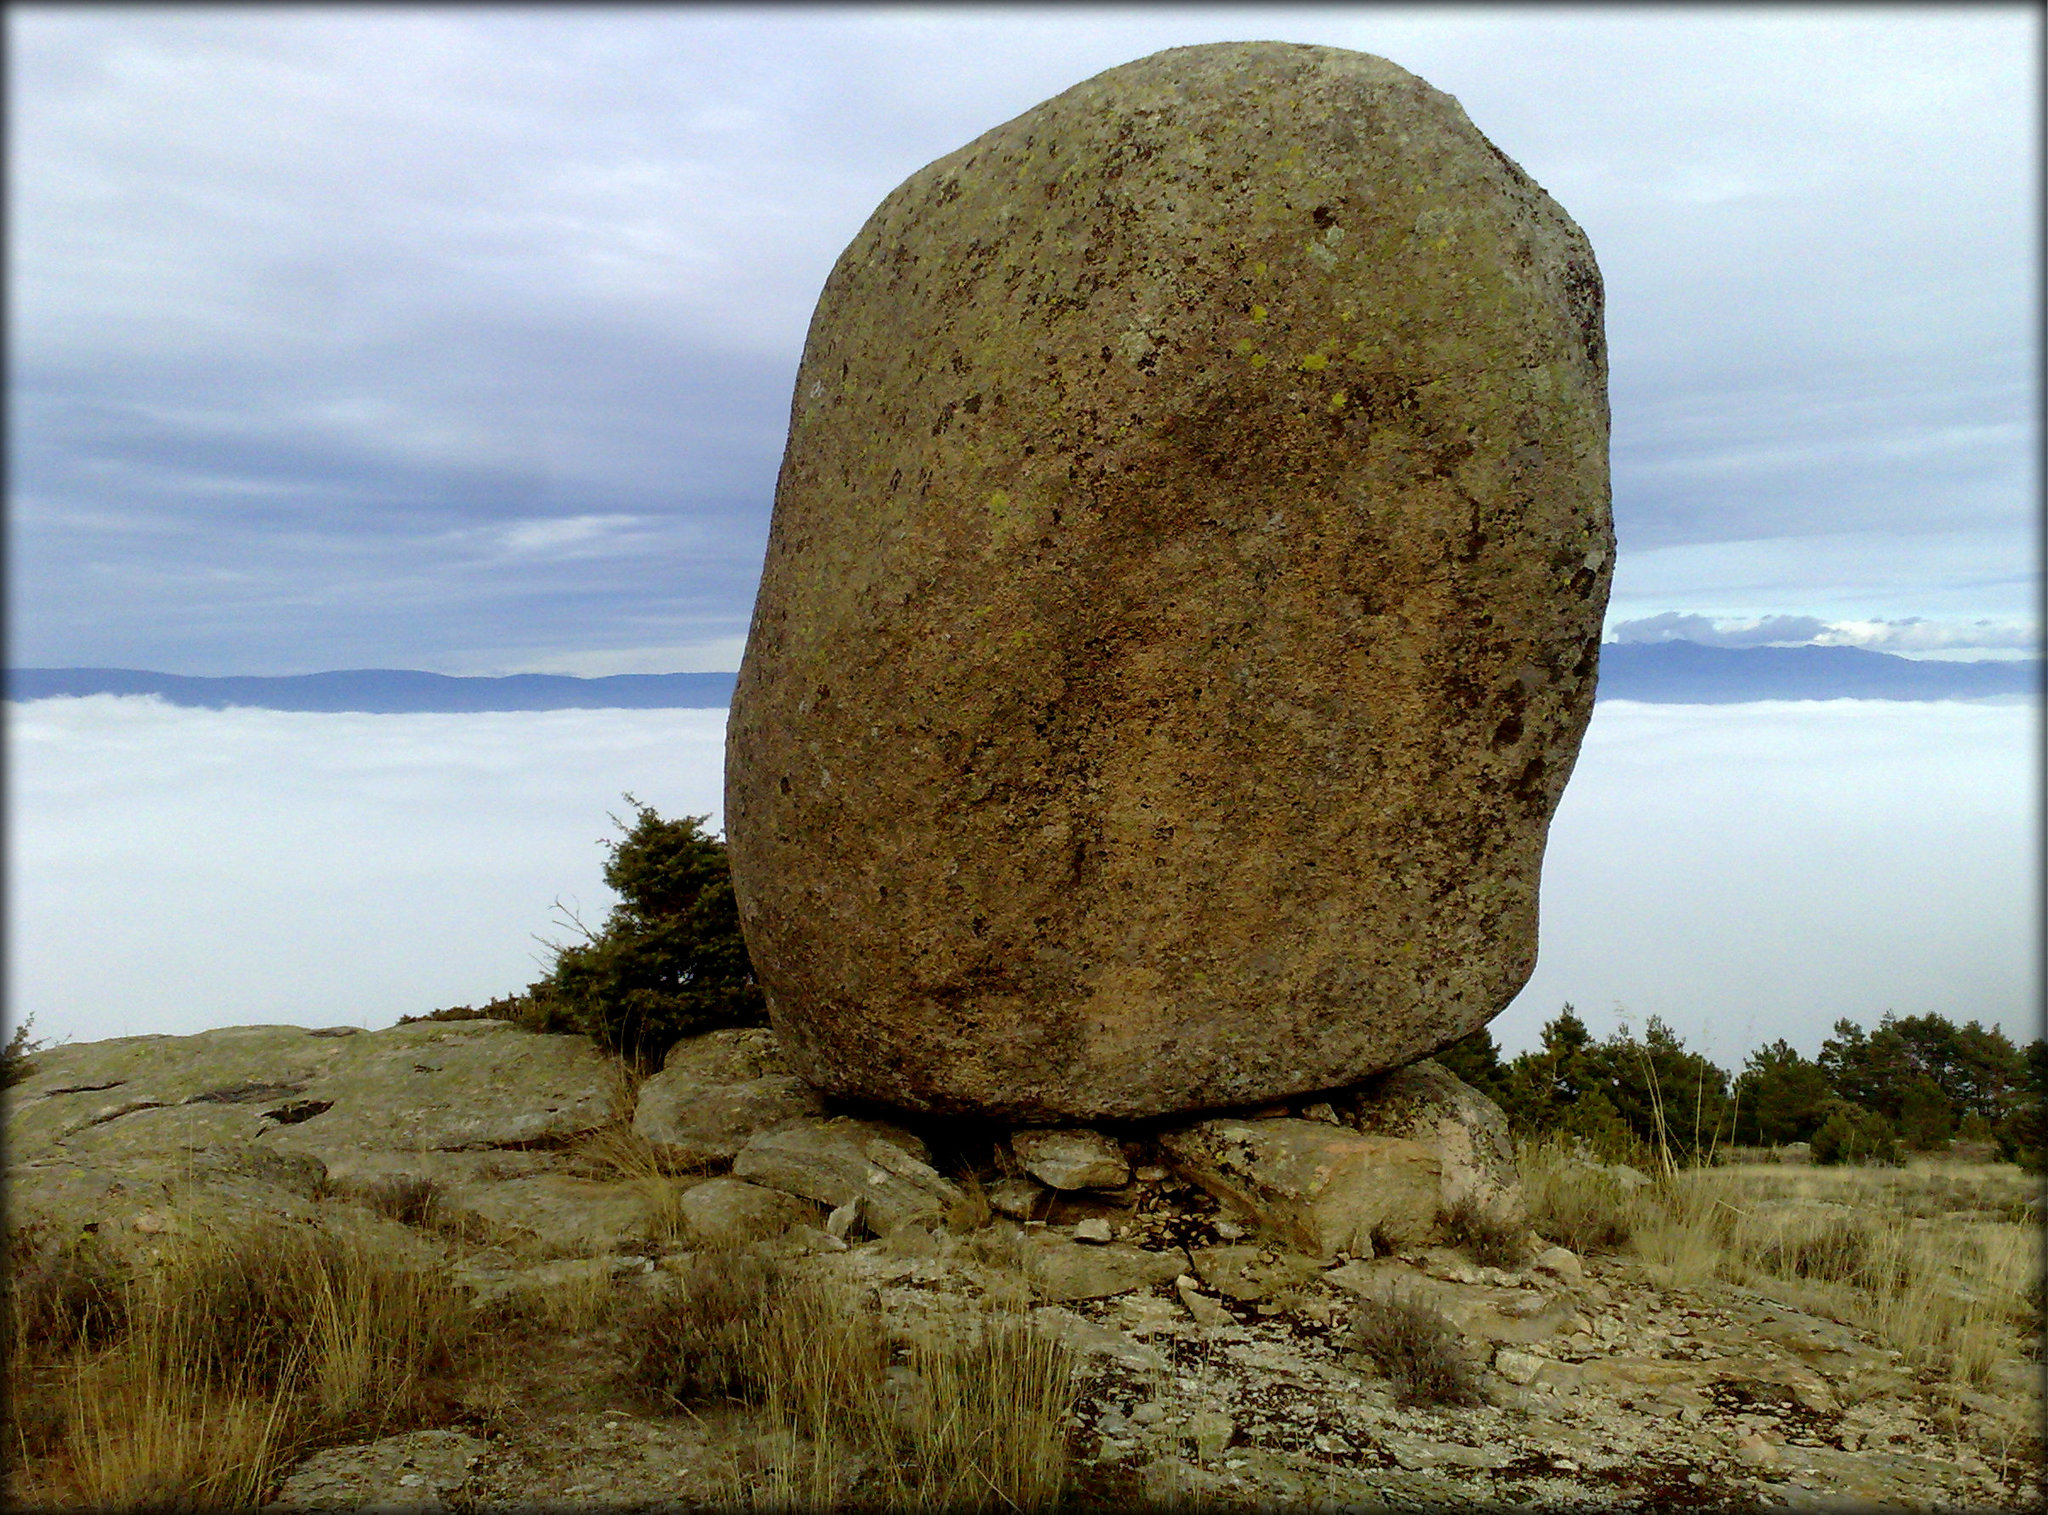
1248,353,1268,369
1327,390,1350,413
1298,353,1329,372
1232,338,1254,356
1250,304,1268,323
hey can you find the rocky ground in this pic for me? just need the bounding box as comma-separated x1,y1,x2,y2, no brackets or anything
7,1018,2040,1511
270,1217,2040,1512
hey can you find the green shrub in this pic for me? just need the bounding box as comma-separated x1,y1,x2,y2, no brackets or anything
1811,1103,1901,1167
3,1015,45,1088
416,798,764,1065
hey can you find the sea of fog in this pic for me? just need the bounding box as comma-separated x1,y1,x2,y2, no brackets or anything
7,694,2037,1067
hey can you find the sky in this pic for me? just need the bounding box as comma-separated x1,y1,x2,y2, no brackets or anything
10,695,2035,1068
8,4,2039,677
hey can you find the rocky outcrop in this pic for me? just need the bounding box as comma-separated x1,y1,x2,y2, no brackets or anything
729,1115,962,1234
631,1027,825,1168
7,1019,2032,1513
1339,1058,1528,1229
4,1020,644,1256
1156,1117,1441,1259
726,38,1613,1121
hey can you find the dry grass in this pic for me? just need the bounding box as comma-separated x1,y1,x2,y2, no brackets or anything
943,1170,997,1234
1517,1136,1641,1255
562,1055,703,1246
1441,1193,1530,1270
1518,1138,2043,1394
5,1215,469,1508
627,1243,1078,1511
1341,1287,1484,1408
1662,1162,2042,1390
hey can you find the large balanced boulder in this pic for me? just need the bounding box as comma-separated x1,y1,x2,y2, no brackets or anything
726,40,1612,1122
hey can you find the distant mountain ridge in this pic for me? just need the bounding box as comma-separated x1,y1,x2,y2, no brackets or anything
1593,641,2039,703
6,644,2038,713
5,668,737,712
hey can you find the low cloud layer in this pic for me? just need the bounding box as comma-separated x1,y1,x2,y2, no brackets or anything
8,697,2035,1073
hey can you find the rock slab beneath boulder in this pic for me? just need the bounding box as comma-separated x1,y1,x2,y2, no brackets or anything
726,39,1613,1122
633,1030,826,1168
1338,1058,1528,1230
730,1116,961,1233
1011,1128,1130,1190
1157,1117,1440,1259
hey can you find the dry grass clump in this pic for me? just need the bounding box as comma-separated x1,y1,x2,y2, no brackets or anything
1441,1194,1530,1270
1586,1154,2043,1392
626,1243,1077,1511
358,1173,445,1228
1517,1137,1641,1254
4,1215,469,1508
7,1226,129,1356
1341,1288,1484,1408
629,1246,798,1406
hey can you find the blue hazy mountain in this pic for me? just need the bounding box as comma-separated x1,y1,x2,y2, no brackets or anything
5,668,738,712
7,644,2037,712
1594,642,2039,703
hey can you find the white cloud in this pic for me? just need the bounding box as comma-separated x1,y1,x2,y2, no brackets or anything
7,698,729,1045
1815,618,2040,657
7,696,2035,1075
497,514,645,557
1496,697,2038,1068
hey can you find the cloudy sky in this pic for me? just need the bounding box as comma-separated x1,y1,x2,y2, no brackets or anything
9,4,2038,676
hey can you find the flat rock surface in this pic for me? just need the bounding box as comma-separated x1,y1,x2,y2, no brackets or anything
256,1239,2036,1513
4,1020,627,1255
268,1429,487,1511
7,1020,617,1168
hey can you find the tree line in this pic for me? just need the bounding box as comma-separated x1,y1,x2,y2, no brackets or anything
1437,1005,2046,1171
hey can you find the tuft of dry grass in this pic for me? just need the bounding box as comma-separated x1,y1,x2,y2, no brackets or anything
7,1226,130,1358
625,1243,1077,1511
1441,1194,1530,1270
1517,1137,1641,1254
1342,1287,1484,1408
943,1170,997,1235
5,1214,470,1508
1520,1143,2044,1394
629,1246,796,1407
